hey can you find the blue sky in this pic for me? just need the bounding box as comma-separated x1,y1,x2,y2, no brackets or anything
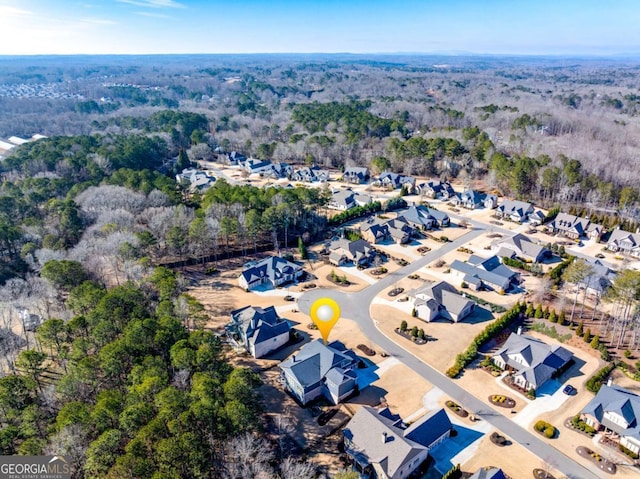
1,0,639,55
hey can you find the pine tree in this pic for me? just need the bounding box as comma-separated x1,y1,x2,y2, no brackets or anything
298,237,308,260
548,310,557,323
558,310,566,325
525,303,535,317
576,321,584,337
590,335,600,349
583,328,591,343
543,306,550,319
534,305,544,319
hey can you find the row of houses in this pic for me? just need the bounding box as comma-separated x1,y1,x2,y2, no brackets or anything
360,205,450,244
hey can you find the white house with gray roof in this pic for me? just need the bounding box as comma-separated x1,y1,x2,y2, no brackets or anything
238,256,303,291
550,212,603,241
580,384,640,455
329,238,376,266
361,217,413,245
227,305,291,358
280,339,358,405
607,228,640,258
328,189,372,210
409,281,475,322
291,166,330,182
492,333,573,391
397,204,450,230
376,171,415,191
494,233,550,263
453,189,485,209
343,406,452,479
417,180,456,200
496,199,535,223
450,255,520,292
342,167,370,184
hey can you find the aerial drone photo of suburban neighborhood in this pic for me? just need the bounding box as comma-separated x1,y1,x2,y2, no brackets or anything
2,1,640,478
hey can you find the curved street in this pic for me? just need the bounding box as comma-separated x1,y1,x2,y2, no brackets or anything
297,226,602,479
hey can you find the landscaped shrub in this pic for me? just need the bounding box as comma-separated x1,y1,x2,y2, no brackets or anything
534,420,555,438
410,326,418,337
534,305,544,319
527,387,536,399
583,328,591,343
586,363,615,393
548,310,557,323
417,329,425,340
525,303,535,317
400,320,408,332
576,321,584,337
558,310,566,325
619,444,640,460
441,464,462,479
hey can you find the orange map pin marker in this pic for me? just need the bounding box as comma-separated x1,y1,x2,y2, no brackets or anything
310,297,341,344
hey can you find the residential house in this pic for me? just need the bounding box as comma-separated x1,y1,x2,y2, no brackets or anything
607,229,640,258
328,238,376,266
453,189,485,209
409,281,476,322
342,167,370,184
450,255,520,292
492,333,573,391
262,162,293,179
580,384,640,455
328,189,372,210
238,256,304,291
528,210,546,226
377,171,415,191
361,217,413,245
175,168,216,192
291,166,330,182
398,205,450,230
343,406,452,479
496,199,535,223
484,194,499,209
227,151,246,165
227,305,291,358
550,212,603,241
417,180,456,200
243,158,273,175
494,233,550,263
573,259,616,298
280,339,358,405
469,468,507,479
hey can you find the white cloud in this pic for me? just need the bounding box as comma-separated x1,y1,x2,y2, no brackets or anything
116,0,184,8
81,17,118,25
0,5,32,16
134,10,170,18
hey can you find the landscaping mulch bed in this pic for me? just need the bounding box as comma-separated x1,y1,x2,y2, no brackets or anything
371,268,387,276
533,469,555,479
576,446,617,475
417,246,431,254
357,344,375,356
489,395,516,408
445,400,469,418
490,432,509,447
394,328,426,345
388,287,404,297
326,275,351,286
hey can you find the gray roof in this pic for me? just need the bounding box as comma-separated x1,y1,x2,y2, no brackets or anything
493,333,573,388
240,256,301,285
329,238,374,262
330,189,370,209
410,281,475,317
552,212,602,237
280,339,357,390
229,305,291,347
398,205,449,226
469,467,507,479
419,180,455,196
497,199,534,217
343,406,451,478
578,259,616,294
343,167,370,181
452,255,518,290
459,189,485,205
497,233,548,261
581,385,640,441
608,229,640,249
379,171,415,187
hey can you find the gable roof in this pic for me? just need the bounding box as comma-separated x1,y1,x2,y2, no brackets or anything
493,333,573,388
330,238,373,260
582,385,640,441
411,281,475,317
343,406,451,478
469,467,508,479
398,205,449,226
497,199,534,217
497,233,548,261
229,305,291,347
552,212,602,236
343,167,370,180
608,229,640,249
460,189,485,204
240,256,301,285
280,339,357,389
577,259,616,294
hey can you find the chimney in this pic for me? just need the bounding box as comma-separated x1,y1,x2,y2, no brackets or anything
381,432,388,444
607,377,613,387
517,326,523,336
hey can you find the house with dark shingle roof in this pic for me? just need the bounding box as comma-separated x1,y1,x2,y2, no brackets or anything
417,180,456,200
328,238,376,266
450,255,520,292
328,189,372,210
243,158,273,175
453,189,485,209
262,162,293,179
484,194,499,209
280,339,358,405
342,166,370,184
409,281,476,322
494,233,550,263
377,171,416,191
607,228,640,258
361,217,413,245
291,166,330,182
492,333,573,391
227,305,291,358
496,199,535,223
580,384,640,455
343,406,452,479
469,467,508,479
238,256,304,291
550,212,603,241
576,259,616,297
397,205,450,230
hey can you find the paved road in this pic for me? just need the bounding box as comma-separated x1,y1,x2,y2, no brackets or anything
298,225,602,479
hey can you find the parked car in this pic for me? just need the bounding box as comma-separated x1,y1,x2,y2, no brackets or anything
595,253,605,259
563,384,576,395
